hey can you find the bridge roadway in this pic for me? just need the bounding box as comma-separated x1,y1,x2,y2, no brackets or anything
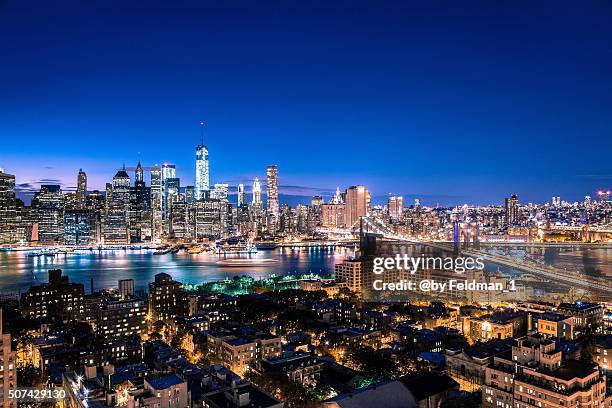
349,216,612,295
396,239,612,295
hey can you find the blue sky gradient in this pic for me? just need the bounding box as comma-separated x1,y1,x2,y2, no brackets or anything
1,0,611,205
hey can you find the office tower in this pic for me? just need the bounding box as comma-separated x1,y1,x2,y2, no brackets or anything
14,198,35,244
279,205,295,233
161,163,176,220
76,168,87,209
598,190,610,203
170,200,189,241
252,177,262,205
212,183,229,202
33,184,65,244
104,168,131,244
64,209,97,245
237,183,247,207
135,161,144,184
195,121,210,200
119,279,135,298
150,165,163,242
295,204,308,233
212,183,230,236
185,186,195,203
105,182,113,209
345,185,370,228
148,273,188,321
129,162,152,243
22,269,85,320
414,198,421,208
322,203,346,228
161,163,176,182
194,199,222,239
308,196,323,231
330,187,345,205
504,194,519,226
388,195,404,221
0,171,16,244
0,309,17,408
165,178,180,210
266,165,279,218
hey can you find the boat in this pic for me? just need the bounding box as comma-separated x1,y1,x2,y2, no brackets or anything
216,238,258,255
153,247,171,255
216,258,279,267
255,242,278,250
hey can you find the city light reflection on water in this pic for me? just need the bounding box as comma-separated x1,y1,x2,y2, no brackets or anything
0,245,609,294
0,246,356,293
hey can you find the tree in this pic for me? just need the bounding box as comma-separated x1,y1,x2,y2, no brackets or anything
246,371,321,408
344,345,400,383
17,363,43,387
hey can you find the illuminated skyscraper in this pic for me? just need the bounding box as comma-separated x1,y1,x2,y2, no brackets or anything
387,195,404,221
237,183,247,207
34,185,64,244
135,161,144,185
130,162,151,243
504,194,519,226
345,185,370,228
212,183,229,202
0,171,16,244
161,163,176,220
185,186,195,203
150,165,163,242
266,165,279,219
104,167,131,244
195,121,209,200
76,168,87,209
252,177,262,205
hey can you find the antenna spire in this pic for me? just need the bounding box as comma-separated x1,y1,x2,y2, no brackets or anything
199,120,205,145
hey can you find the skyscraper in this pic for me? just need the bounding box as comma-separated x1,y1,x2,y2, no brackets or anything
266,165,279,219
104,167,131,244
150,165,163,242
504,194,519,226
0,171,16,244
161,163,176,220
388,195,404,221
130,162,152,243
76,168,87,209
345,185,370,227
34,185,65,244
237,183,247,207
135,161,144,185
195,121,210,200
252,177,262,205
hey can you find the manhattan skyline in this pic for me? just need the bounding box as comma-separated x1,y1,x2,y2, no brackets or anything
1,0,612,205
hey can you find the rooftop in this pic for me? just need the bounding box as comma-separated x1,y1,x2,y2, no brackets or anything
146,374,183,390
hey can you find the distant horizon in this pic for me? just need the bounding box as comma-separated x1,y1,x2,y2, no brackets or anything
3,161,606,208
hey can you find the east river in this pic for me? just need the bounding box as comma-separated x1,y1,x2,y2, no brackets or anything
0,245,610,294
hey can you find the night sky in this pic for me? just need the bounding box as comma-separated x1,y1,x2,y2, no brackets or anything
1,0,611,206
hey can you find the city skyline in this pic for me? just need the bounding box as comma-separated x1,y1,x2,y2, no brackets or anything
2,1,612,205
2,158,609,208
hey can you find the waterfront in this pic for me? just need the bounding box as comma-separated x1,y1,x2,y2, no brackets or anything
0,246,356,293
0,244,610,294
